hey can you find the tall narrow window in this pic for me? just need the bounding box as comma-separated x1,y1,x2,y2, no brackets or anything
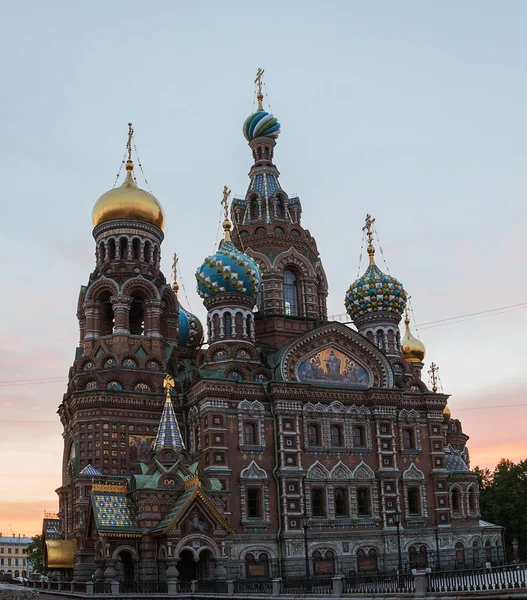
312,489,325,516
330,425,342,447
334,488,348,516
452,488,460,512
403,429,415,449
224,313,232,336
247,488,261,518
308,424,320,446
353,425,365,448
407,488,420,514
468,488,475,512
251,197,259,219
284,270,299,316
244,422,257,446
357,488,370,516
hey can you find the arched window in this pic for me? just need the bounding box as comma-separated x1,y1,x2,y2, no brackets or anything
485,540,492,563
468,487,476,512
308,424,320,446
455,542,466,568
119,237,128,260
357,548,378,573
132,238,140,260
247,488,261,518
284,270,299,316
403,429,415,449
311,489,325,516
409,545,428,569
357,488,370,516
130,291,147,335
108,238,116,260
251,197,259,219
153,245,159,267
334,488,348,516
97,291,115,335
224,313,232,336
275,199,284,219
244,422,257,446
387,329,395,354
353,425,365,448
451,487,460,512
99,242,106,263
472,541,481,567
264,147,269,160
144,241,151,263
330,425,342,447
245,552,269,579
376,330,385,350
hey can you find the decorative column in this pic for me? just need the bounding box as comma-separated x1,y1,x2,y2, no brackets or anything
110,296,133,335
144,300,165,337
83,301,100,340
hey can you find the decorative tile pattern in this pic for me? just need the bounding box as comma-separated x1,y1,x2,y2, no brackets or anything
79,464,101,476
345,264,407,319
92,492,140,534
154,398,185,451
196,240,262,299
178,306,203,348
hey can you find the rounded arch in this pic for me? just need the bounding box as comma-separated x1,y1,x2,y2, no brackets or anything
309,542,339,558
239,546,277,560
244,249,272,274
85,277,119,302
121,276,160,299
175,535,220,559
273,248,315,278
112,545,138,561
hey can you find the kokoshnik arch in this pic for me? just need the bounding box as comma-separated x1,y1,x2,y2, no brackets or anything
43,77,501,582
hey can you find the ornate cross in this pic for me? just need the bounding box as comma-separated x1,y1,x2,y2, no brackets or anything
428,362,438,393
126,122,134,161
163,374,175,398
362,213,375,247
254,68,265,95
172,252,179,294
221,185,231,220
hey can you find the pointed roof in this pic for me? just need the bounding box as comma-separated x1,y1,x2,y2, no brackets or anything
154,394,185,452
79,464,101,476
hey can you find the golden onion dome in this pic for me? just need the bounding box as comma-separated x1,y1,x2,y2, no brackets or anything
401,315,426,363
92,160,165,230
443,404,451,423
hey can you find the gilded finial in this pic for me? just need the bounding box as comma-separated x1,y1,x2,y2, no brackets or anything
254,68,265,110
172,253,179,295
163,374,175,399
428,362,438,393
221,185,232,242
125,122,134,171
362,213,376,266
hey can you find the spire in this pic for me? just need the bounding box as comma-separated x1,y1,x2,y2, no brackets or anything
154,375,185,452
221,185,232,242
254,68,265,110
428,362,439,393
124,122,135,182
362,213,376,266
172,253,179,295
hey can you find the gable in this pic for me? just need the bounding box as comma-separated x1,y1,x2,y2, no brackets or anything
279,322,394,388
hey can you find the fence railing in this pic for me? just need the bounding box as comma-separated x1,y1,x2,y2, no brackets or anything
234,578,273,594
282,575,333,595
344,572,415,594
429,564,527,592
196,579,229,594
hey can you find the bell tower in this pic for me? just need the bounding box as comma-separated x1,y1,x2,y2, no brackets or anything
231,71,328,350
57,125,181,545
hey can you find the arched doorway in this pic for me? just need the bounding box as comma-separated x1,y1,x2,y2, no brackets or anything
197,549,215,581
178,550,197,582
117,550,135,582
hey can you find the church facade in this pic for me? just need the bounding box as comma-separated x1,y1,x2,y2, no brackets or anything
46,83,502,583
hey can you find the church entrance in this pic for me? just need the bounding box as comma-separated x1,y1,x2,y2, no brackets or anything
197,549,214,581
178,550,197,582
118,550,135,582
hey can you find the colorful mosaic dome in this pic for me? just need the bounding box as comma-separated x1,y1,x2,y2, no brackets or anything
196,240,262,299
243,109,281,141
178,306,203,348
345,263,407,320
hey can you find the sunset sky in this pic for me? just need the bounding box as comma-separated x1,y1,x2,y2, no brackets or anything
1,1,526,537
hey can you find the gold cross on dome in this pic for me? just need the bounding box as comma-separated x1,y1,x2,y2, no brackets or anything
126,122,134,161
428,362,439,393
172,253,179,295
254,68,265,95
221,185,231,220
362,213,375,247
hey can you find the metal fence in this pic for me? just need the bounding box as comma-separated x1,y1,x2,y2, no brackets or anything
234,578,273,594
344,573,415,594
282,576,332,595
428,564,527,593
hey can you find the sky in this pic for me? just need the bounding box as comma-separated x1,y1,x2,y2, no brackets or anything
0,1,526,537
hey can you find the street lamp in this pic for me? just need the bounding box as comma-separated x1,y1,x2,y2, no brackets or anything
301,514,311,591
392,511,403,576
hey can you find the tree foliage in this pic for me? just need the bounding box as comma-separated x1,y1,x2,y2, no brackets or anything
26,535,43,573
475,459,527,558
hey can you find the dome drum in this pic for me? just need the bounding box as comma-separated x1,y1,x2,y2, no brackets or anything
202,291,257,312
92,217,164,243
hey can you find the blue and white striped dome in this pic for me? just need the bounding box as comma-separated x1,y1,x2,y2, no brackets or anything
243,109,281,141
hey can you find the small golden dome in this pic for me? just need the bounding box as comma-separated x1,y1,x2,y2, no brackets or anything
443,404,451,423
92,161,165,230
401,315,426,363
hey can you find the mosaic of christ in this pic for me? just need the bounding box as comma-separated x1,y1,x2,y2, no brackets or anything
296,347,370,388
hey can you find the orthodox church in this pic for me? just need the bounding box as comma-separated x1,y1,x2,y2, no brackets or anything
44,76,502,582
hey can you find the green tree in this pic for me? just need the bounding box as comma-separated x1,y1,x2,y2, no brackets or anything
26,535,43,574
475,459,527,559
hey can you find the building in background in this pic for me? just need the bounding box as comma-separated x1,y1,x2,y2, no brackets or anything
45,77,501,582
0,534,33,579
